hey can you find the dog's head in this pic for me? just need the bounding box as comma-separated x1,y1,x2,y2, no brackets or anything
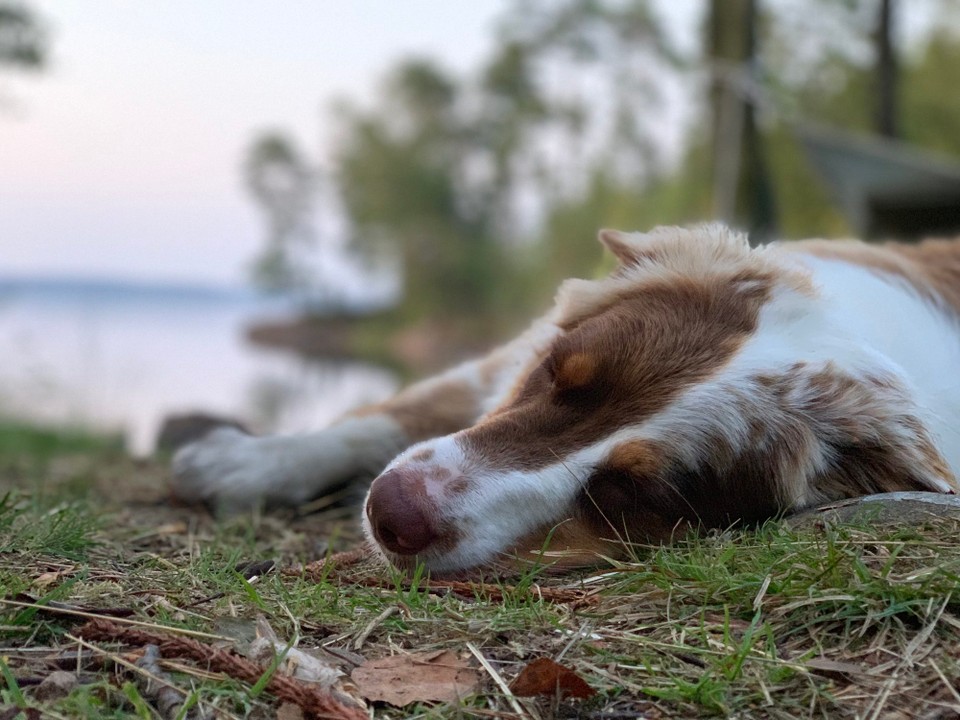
364,225,957,574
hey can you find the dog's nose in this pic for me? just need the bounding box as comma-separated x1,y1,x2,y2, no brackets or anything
366,468,438,556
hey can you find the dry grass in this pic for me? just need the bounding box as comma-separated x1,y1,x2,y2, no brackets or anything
1,422,960,719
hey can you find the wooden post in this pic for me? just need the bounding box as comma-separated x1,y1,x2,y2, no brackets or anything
874,0,898,138
708,0,777,243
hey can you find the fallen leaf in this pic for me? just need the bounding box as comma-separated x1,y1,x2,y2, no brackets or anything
509,657,596,700
32,567,75,589
352,650,480,706
32,572,64,589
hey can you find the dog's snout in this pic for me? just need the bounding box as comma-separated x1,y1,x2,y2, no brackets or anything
366,468,438,556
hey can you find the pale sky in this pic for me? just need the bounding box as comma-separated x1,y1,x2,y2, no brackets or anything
1,1,517,286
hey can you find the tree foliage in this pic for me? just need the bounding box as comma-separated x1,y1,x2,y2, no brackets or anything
333,59,507,323
0,3,45,69
244,133,316,294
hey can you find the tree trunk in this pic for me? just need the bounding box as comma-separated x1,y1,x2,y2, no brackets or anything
874,0,898,138
707,0,777,243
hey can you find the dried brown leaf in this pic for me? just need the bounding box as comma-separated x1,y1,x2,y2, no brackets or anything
32,569,73,589
351,649,480,706
509,657,596,700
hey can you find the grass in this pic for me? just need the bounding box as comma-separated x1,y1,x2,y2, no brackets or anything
1,422,959,718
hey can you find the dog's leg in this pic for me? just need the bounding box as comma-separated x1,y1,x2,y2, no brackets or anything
169,351,511,511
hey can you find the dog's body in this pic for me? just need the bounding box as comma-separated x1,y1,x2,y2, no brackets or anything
173,225,960,574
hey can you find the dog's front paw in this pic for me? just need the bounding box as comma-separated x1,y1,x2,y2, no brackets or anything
170,427,284,511
169,415,407,513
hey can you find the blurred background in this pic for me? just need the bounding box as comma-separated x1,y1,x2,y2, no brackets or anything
2,0,960,455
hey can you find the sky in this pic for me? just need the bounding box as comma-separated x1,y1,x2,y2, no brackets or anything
0,1,519,286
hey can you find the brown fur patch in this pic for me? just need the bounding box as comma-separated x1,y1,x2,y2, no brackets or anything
410,448,435,462
354,380,480,442
460,271,773,471
426,467,452,483
583,440,784,539
798,236,960,316
446,476,470,496
506,516,625,570
554,352,598,391
605,439,663,477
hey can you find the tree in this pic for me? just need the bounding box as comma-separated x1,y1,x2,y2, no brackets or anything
901,28,960,159
243,133,317,295
334,59,507,324
489,0,680,210
0,3,45,70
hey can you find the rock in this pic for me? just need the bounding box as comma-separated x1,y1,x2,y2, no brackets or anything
155,413,248,453
34,670,77,701
788,491,960,529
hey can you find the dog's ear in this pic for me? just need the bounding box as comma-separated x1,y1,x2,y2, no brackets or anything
779,366,958,502
810,415,957,500
598,229,650,266
598,224,745,268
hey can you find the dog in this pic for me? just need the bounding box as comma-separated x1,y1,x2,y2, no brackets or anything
172,224,960,575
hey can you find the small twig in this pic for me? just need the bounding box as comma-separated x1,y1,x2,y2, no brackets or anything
466,642,538,720
284,544,596,605
77,618,366,720
352,605,398,651
284,547,371,577
0,598,229,641
929,658,960,707
752,574,772,611
137,645,194,720
181,592,226,609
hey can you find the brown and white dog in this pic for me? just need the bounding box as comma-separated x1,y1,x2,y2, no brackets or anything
172,224,960,574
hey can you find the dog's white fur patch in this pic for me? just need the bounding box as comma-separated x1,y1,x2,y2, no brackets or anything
171,415,405,511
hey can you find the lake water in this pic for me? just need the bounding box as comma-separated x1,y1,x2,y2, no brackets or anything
0,278,399,455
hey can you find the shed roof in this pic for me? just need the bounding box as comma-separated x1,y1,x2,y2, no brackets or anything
797,124,960,239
